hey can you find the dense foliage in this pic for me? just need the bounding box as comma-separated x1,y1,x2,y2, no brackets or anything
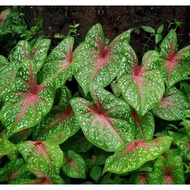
0,23,190,184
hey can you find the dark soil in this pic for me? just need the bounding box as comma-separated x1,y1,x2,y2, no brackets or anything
24,6,190,59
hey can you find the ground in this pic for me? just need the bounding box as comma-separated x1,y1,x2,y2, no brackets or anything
24,6,190,59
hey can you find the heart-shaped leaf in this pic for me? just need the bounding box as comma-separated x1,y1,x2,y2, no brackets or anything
103,136,172,174
132,110,155,140
42,36,76,88
150,155,184,184
70,84,135,152
73,23,131,95
18,140,63,175
159,29,190,88
61,150,86,179
0,60,55,137
10,39,50,71
118,49,165,116
33,86,80,144
152,87,190,121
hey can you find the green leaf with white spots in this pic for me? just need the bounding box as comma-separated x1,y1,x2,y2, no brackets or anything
0,137,17,157
176,138,190,161
150,155,184,184
61,150,86,179
10,40,31,64
118,49,165,116
132,110,155,140
129,170,153,184
9,39,50,72
33,87,80,144
0,158,33,184
17,141,63,175
70,84,135,152
31,38,51,71
0,55,8,67
103,136,172,174
42,36,76,88
73,23,131,96
0,60,55,137
159,29,190,88
152,87,190,121
0,63,19,98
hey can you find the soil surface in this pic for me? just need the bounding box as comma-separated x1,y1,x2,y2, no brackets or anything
24,6,190,59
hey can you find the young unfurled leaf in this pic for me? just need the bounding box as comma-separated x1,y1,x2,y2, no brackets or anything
141,26,155,34
132,110,155,140
152,87,190,121
73,23,131,96
0,60,55,137
33,87,80,144
70,84,135,152
159,29,190,88
103,136,172,174
118,49,165,116
90,165,102,182
18,140,63,176
150,155,184,184
61,150,86,179
42,36,76,88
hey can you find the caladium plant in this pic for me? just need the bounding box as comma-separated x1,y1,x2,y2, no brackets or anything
0,23,190,184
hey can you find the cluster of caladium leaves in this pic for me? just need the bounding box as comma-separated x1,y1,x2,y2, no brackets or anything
0,23,190,184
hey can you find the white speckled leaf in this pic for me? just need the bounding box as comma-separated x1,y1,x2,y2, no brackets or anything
73,23,131,96
0,138,16,157
9,39,50,72
61,150,86,179
118,49,165,116
31,38,51,71
152,87,190,121
70,84,135,152
0,60,55,137
173,133,190,161
0,158,30,183
42,36,75,88
0,63,19,98
10,40,31,64
132,110,155,140
0,55,7,67
103,136,172,174
159,29,190,88
17,141,63,176
150,155,184,184
33,87,80,144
